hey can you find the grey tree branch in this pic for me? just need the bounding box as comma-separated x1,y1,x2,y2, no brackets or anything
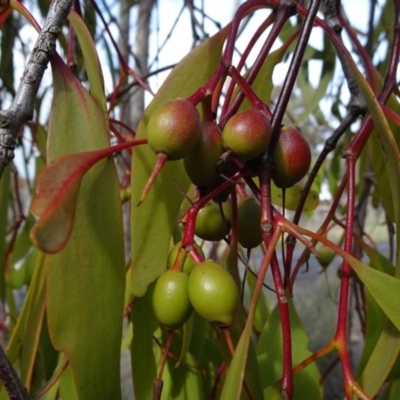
321,0,366,112
0,344,29,400
0,0,74,179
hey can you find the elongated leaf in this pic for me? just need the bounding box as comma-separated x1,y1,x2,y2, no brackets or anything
5,252,43,353
68,10,106,114
349,261,400,332
238,30,296,112
348,55,400,274
131,286,158,400
130,24,231,296
358,321,400,397
20,253,46,389
271,183,319,212
354,243,395,377
45,56,125,399
0,164,11,301
30,141,141,253
342,52,400,396
257,302,322,398
220,313,253,400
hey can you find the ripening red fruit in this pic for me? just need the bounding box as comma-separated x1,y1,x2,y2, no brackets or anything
147,98,202,160
271,125,311,189
222,109,271,161
184,122,224,187
139,98,202,204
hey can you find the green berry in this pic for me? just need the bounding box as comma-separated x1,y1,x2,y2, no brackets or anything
237,198,263,249
184,122,224,187
152,270,192,329
195,202,232,241
188,260,239,327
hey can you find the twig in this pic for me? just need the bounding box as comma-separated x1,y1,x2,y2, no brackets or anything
0,0,74,178
0,344,30,400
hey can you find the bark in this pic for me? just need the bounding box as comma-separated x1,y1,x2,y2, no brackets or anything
0,0,74,178
130,0,155,129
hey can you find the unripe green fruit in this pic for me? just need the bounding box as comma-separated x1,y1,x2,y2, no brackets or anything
152,270,192,330
222,109,271,161
317,245,335,268
271,126,311,189
188,260,239,327
147,98,202,160
237,198,263,249
167,241,205,274
184,122,224,187
195,202,232,241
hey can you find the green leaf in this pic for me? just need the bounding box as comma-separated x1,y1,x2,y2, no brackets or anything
159,334,204,400
6,251,45,363
271,183,319,212
30,141,141,254
68,10,106,114
347,53,400,274
246,272,270,334
239,33,296,111
130,24,231,296
0,164,11,301
257,301,322,398
296,39,335,124
20,253,46,390
358,321,400,397
220,314,254,400
59,366,79,400
350,261,400,332
45,56,125,399
131,285,158,400
356,243,395,377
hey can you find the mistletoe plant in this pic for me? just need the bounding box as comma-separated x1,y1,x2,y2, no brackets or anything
0,0,399,400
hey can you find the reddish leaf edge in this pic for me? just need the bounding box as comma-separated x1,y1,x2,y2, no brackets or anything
30,139,147,254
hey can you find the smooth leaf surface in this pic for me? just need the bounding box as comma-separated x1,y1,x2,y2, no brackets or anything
348,55,400,275
271,183,319,212
220,310,254,400
257,302,321,398
45,56,125,399
30,141,140,253
131,286,158,400
159,334,203,400
20,253,46,389
358,321,400,397
0,164,11,301
130,24,231,296
350,261,400,332
68,10,106,114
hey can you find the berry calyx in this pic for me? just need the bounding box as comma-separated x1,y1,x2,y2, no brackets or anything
222,109,271,161
237,197,263,249
194,202,232,241
271,125,311,189
152,270,192,330
184,122,224,187
188,260,239,327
